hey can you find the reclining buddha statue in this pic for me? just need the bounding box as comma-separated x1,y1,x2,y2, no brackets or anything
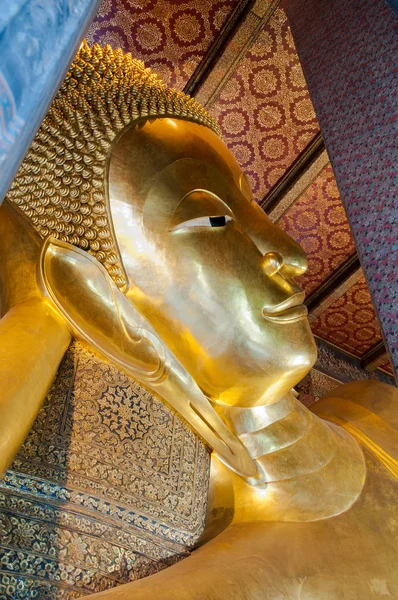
0,42,397,599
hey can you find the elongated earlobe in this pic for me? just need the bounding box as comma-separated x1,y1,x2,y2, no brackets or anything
39,237,168,383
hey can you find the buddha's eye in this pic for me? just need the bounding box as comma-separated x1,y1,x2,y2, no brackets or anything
172,215,233,232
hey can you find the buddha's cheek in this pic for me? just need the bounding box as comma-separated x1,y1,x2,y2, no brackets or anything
126,229,316,402
154,293,316,405
198,318,316,403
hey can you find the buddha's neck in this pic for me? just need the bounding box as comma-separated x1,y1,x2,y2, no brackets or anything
212,391,366,521
214,392,337,485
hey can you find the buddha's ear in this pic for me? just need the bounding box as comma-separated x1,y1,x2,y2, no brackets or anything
38,237,168,383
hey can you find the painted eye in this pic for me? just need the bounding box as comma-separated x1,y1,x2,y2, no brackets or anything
172,215,233,232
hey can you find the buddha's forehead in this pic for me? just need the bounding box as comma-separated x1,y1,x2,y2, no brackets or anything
107,118,248,230
114,117,242,187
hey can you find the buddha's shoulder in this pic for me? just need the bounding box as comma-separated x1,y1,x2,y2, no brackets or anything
312,379,398,428
311,379,398,477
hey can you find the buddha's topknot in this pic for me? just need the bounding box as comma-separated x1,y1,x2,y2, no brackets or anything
6,41,221,288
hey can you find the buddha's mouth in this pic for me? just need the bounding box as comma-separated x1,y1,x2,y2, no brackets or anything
262,292,307,323
262,304,308,323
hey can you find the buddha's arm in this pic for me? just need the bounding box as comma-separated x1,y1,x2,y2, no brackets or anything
0,203,71,475
0,300,71,475
312,379,398,477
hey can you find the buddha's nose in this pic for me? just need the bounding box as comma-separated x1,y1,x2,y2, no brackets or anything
261,252,284,276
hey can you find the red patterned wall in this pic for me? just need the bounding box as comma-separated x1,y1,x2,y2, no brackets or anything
311,277,383,357
86,0,237,90
279,165,356,295
209,6,319,202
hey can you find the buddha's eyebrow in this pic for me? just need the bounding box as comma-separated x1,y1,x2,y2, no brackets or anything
176,189,232,212
143,159,237,233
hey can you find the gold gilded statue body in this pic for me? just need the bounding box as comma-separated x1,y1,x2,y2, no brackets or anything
0,43,397,599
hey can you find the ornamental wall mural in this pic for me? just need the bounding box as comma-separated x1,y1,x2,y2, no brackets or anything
0,343,210,597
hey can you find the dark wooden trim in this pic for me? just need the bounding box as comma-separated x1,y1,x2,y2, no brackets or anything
305,253,361,313
360,340,387,371
314,336,395,386
183,0,255,98
260,132,325,213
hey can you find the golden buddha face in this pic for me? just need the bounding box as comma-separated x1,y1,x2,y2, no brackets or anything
108,118,317,408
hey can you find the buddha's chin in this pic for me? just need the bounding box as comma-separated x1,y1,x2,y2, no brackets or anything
200,359,316,409
204,334,317,407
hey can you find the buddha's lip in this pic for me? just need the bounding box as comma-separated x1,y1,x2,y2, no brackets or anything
262,293,307,322
262,304,308,323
